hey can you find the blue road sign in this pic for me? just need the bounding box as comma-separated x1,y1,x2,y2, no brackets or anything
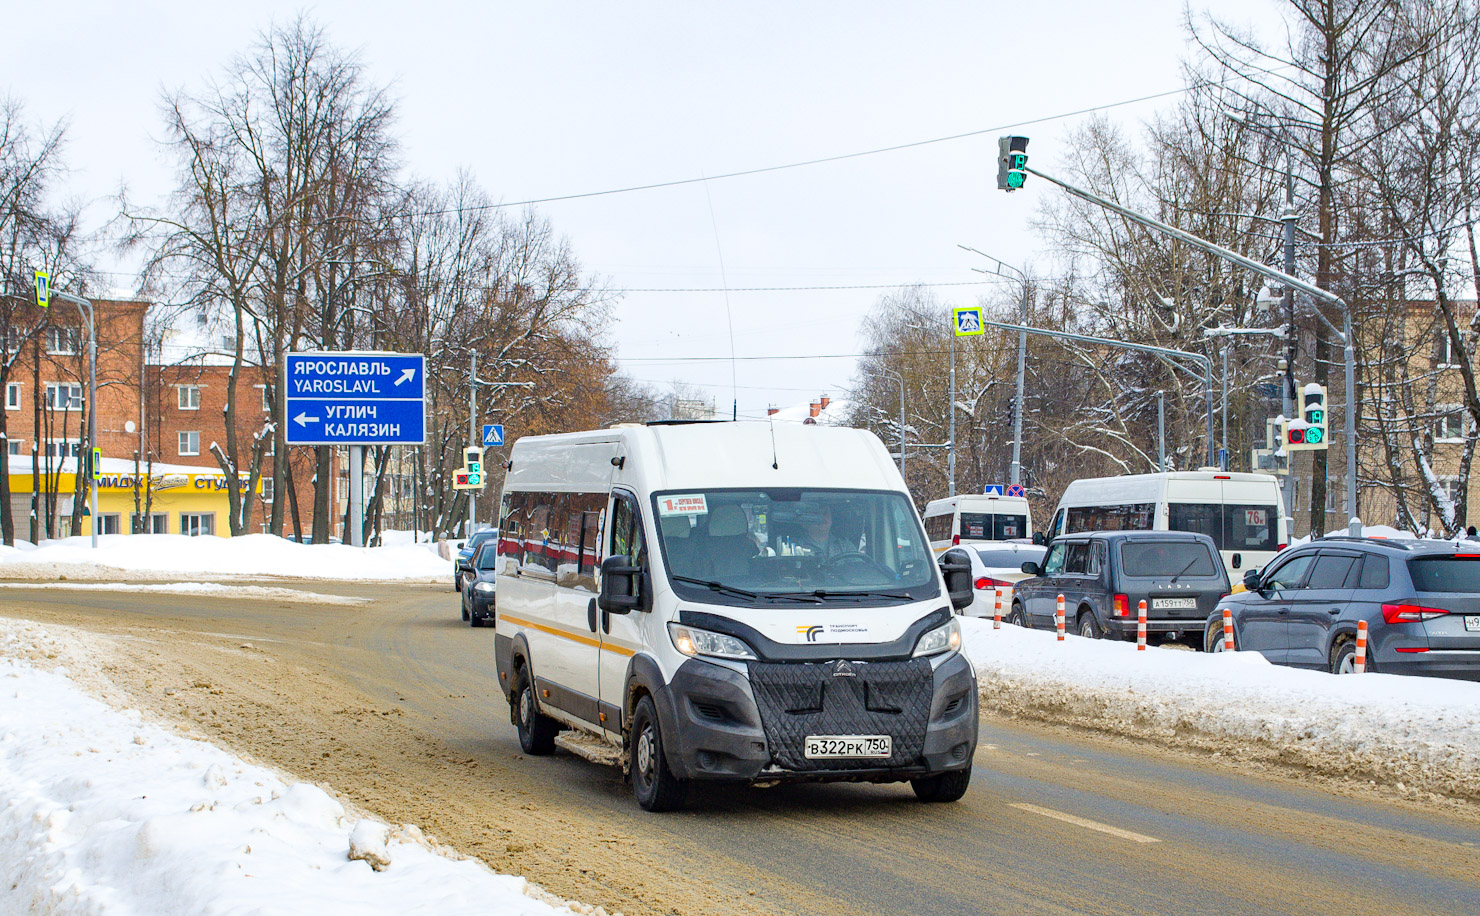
983,484,1004,496
482,424,505,447
284,351,426,445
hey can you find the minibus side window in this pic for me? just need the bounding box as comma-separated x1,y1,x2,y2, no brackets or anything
610,492,648,568
498,492,528,567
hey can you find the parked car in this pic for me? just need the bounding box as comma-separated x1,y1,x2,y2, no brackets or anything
1011,530,1230,645
1209,537,1480,680
939,542,1046,617
454,528,496,592
461,540,498,627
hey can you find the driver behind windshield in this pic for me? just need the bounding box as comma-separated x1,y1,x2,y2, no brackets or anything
777,502,860,558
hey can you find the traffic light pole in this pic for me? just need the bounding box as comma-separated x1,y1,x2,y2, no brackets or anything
1024,165,1360,536
957,246,1028,487
468,351,477,536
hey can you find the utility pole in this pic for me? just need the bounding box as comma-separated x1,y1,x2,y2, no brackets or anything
958,246,1030,488
1220,341,1230,470
880,368,906,481
468,350,477,536
1156,392,1165,471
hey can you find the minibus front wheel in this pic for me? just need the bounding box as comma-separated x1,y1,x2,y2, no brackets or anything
911,768,971,803
630,695,688,812
512,667,559,755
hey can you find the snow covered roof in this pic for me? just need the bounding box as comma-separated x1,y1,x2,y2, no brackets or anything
768,395,852,426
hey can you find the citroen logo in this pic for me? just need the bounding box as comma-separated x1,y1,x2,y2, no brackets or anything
833,660,856,678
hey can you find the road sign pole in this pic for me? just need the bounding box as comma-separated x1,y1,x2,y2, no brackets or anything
348,444,364,547
948,331,956,498
468,351,477,536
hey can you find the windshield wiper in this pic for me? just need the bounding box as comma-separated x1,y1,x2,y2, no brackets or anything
671,575,761,601
803,588,914,601
1169,556,1201,584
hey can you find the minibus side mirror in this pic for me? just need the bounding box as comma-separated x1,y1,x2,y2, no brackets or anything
1032,532,1046,546
938,555,974,611
1020,561,1041,577
1241,568,1261,593
598,556,643,614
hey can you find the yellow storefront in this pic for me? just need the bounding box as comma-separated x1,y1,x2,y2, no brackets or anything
6,459,259,538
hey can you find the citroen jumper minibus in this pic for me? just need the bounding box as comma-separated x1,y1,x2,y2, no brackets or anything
1047,470,1288,578
493,421,978,811
923,493,1034,553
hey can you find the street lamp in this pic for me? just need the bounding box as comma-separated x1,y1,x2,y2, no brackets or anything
959,245,1030,487
52,290,98,548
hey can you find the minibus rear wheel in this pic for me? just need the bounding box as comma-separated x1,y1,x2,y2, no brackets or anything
630,695,687,812
911,768,971,802
512,666,558,755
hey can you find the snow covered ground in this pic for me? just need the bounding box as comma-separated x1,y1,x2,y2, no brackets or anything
0,534,452,583
0,582,367,606
962,617,1480,801
0,619,598,915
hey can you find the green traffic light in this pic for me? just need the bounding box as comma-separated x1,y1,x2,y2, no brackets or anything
1007,171,1025,188
1305,428,1324,444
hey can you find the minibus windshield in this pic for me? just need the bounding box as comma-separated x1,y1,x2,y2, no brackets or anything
653,489,939,606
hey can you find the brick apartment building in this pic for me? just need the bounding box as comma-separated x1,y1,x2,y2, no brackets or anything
1,298,330,538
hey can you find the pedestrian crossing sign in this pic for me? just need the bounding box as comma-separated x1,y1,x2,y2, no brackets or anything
952,306,984,336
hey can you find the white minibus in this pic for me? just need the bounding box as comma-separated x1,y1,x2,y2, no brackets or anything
1046,470,1288,577
922,493,1034,554
493,422,978,811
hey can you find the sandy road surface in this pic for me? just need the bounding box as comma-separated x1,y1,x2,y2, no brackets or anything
2,581,1478,916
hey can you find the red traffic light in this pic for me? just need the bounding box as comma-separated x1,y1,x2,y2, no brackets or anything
1287,428,1306,444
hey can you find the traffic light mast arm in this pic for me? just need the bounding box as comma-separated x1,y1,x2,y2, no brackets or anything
1022,163,1360,534
975,317,1216,468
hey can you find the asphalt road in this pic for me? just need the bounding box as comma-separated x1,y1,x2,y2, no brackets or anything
3,580,1478,916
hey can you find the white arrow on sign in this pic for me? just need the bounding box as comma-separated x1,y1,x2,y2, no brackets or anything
293,411,320,427
394,368,416,386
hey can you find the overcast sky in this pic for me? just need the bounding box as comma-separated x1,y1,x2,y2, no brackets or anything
9,0,1279,421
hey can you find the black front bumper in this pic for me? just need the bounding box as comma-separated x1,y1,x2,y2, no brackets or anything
652,652,977,783
468,589,495,620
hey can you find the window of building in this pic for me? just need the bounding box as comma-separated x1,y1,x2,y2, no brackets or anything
1438,331,1457,367
43,382,83,411
1435,408,1466,442
1440,476,1464,507
46,326,79,355
7,440,21,456
179,431,200,456
97,514,122,536
262,476,275,502
45,439,81,459
5,382,18,410
180,512,215,537
3,327,20,354
131,512,169,534
178,385,201,410
256,384,270,412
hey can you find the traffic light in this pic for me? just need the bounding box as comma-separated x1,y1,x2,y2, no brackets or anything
1301,383,1328,448
461,446,484,488
997,136,1030,191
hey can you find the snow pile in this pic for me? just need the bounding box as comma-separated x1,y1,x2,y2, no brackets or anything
962,618,1480,800
0,533,451,582
0,582,367,605
0,625,590,915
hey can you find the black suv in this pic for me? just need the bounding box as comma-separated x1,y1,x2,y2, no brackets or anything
1012,530,1229,645
1211,537,1480,680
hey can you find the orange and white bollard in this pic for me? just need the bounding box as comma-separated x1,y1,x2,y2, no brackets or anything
1222,607,1235,652
1354,619,1368,673
1055,594,1065,641
993,587,1002,630
1137,599,1147,651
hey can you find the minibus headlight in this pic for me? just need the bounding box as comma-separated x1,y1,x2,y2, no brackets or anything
913,618,961,658
668,623,757,661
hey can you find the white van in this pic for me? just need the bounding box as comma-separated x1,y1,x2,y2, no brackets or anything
493,422,978,811
1046,470,1288,577
922,493,1033,554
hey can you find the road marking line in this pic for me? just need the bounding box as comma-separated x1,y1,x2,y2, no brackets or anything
1010,803,1161,844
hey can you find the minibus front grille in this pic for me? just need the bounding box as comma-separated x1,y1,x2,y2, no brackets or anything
748,658,933,771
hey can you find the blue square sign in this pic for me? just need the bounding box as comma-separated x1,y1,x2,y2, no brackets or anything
482,424,505,447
